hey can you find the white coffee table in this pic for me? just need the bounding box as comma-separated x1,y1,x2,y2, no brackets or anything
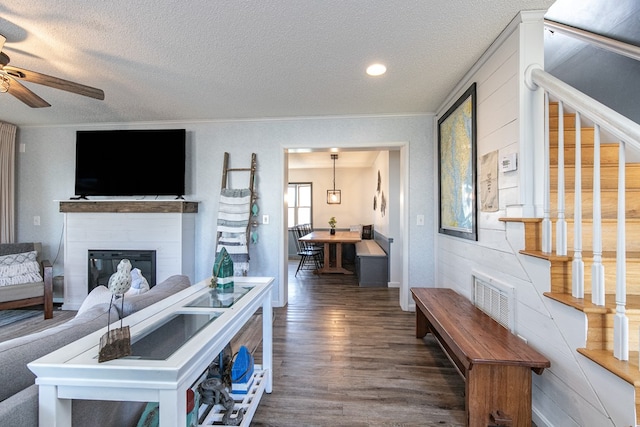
28,276,274,427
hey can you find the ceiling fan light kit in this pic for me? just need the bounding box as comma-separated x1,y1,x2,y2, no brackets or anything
0,34,105,108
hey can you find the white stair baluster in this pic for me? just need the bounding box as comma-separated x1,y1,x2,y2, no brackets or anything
591,124,605,306
572,112,584,298
542,92,552,254
556,101,567,256
614,140,628,360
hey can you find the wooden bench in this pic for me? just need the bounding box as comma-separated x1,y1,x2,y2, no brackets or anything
411,288,550,427
355,238,388,287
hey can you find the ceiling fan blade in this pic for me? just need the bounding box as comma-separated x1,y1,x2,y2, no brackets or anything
3,65,104,100
7,77,51,108
0,34,5,51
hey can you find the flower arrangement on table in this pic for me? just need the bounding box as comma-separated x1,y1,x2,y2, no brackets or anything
328,216,337,234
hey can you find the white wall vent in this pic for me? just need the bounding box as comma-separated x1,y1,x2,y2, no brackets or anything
472,272,516,332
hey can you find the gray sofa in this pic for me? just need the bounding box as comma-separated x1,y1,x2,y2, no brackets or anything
0,243,54,319
0,274,191,427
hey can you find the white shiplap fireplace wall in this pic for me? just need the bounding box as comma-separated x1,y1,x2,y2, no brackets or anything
60,201,197,310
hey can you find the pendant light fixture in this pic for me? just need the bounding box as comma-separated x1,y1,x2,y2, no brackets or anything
327,153,341,204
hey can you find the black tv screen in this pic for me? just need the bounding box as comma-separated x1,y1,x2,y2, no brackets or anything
74,129,186,197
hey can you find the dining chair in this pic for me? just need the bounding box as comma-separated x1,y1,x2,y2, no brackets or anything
293,225,323,276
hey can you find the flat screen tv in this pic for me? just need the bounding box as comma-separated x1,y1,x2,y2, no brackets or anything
74,129,186,197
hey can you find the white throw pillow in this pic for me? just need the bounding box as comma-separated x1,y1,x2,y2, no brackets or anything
0,250,37,266
126,268,150,296
0,251,43,286
76,285,113,316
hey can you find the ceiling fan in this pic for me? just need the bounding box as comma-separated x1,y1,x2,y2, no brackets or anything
0,34,104,108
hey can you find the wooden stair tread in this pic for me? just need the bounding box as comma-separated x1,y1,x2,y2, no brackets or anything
544,292,640,313
555,250,640,259
515,248,640,260
577,349,640,386
499,217,542,223
550,163,640,172
545,218,640,225
519,249,571,261
543,292,608,313
550,188,640,194
498,219,640,224
495,218,640,225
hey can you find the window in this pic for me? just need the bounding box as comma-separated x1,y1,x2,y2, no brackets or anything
288,183,312,228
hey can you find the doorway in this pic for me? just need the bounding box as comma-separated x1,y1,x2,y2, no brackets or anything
281,145,407,309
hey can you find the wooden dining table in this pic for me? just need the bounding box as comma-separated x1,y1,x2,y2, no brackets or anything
298,230,361,274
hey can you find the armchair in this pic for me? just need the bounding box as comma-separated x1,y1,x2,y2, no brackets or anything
0,243,53,319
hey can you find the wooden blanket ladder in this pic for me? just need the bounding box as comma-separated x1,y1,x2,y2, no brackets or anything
215,152,257,275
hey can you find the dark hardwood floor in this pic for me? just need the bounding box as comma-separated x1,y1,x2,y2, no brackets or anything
251,261,466,426
0,261,467,425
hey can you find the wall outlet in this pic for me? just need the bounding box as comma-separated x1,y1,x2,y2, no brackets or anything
33,216,40,226
262,214,269,225
19,143,26,153
416,214,424,226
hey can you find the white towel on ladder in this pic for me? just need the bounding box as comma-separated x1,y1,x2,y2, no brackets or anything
216,188,251,275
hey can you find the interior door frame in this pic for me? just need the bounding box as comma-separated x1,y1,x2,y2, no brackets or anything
279,143,409,309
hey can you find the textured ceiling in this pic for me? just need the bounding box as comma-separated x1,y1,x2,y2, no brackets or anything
0,0,555,127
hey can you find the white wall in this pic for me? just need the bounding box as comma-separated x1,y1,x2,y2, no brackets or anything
288,151,393,234
388,151,402,287
371,151,390,236
434,11,634,426
15,114,433,309
288,166,373,230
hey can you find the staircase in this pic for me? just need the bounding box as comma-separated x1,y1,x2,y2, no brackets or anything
504,101,640,422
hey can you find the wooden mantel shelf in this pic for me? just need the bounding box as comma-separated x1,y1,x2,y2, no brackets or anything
59,200,198,214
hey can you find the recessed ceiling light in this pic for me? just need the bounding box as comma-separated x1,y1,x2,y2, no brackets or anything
366,63,386,76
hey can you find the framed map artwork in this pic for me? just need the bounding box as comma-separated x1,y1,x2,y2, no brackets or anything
437,82,477,241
